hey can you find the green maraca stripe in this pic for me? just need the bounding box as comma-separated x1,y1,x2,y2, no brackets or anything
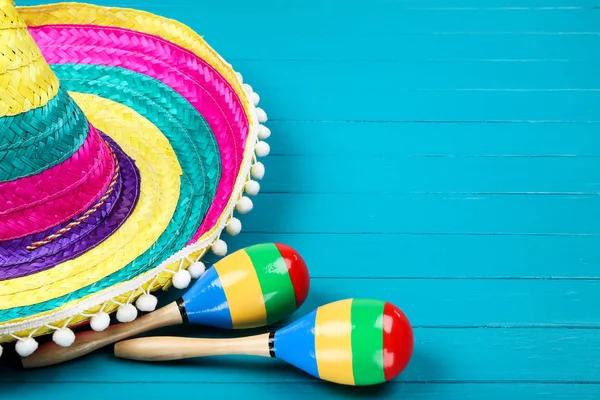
351,298,386,385
244,243,297,324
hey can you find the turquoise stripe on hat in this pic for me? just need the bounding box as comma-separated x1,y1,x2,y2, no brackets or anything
0,63,221,322
0,87,88,182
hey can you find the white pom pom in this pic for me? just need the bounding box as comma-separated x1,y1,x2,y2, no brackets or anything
116,304,138,323
256,108,268,123
250,92,260,106
258,125,271,140
226,218,242,236
90,312,110,332
236,196,254,214
212,239,228,256
136,294,158,312
235,72,243,83
245,180,260,196
188,261,206,279
243,83,253,94
251,162,265,180
90,312,111,331
52,328,75,347
16,338,38,357
255,141,271,157
173,270,192,289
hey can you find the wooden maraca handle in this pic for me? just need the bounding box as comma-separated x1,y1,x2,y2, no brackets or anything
114,333,272,361
21,302,184,369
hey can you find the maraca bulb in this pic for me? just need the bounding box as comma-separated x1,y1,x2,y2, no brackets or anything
179,243,309,329
273,298,413,386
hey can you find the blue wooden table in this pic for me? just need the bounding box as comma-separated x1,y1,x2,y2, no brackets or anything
3,0,600,398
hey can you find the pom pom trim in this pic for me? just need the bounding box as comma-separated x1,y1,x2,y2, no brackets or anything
0,71,270,355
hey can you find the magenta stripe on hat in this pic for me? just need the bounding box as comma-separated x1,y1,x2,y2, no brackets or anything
0,125,115,241
0,123,109,215
0,134,140,280
29,24,251,242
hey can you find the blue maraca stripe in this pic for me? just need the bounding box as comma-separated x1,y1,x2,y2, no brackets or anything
181,266,233,329
273,308,319,379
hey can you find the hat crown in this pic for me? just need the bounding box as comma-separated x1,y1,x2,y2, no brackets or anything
0,0,61,118
0,0,99,186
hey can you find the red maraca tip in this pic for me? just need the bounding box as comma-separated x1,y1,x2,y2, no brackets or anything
275,243,310,307
383,302,414,381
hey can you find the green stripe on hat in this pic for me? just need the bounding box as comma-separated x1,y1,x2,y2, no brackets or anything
244,243,297,324
351,298,386,385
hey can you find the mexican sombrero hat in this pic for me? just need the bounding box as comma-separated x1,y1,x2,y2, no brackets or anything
0,0,271,357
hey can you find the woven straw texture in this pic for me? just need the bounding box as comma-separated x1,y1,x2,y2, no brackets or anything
1,93,210,339
0,87,89,183
0,64,220,313
17,2,252,121
0,124,115,241
0,3,58,117
0,140,134,278
28,24,249,242
0,87,91,183
0,1,259,343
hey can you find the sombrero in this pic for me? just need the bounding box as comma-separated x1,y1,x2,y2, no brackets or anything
0,0,271,357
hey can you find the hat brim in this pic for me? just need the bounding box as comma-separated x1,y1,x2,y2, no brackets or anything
0,3,262,342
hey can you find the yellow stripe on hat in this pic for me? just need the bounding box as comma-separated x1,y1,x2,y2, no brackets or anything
0,0,59,117
315,298,355,385
0,93,181,307
0,24,43,75
214,249,268,329
0,0,24,29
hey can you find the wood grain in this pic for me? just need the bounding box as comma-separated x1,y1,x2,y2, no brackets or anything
21,302,183,369
114,334,272,361
7,0,600,398
1,383,600,400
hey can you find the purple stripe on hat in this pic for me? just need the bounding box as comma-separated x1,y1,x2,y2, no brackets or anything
0,134,140,280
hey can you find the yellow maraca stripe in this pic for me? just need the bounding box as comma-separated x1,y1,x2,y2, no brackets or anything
214,249,268,329
314,298,355,385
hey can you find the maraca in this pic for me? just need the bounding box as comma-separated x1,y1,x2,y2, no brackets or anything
22,243,309,369
114,298,413,386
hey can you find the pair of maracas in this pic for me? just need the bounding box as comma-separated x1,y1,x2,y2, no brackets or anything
22,243,414,386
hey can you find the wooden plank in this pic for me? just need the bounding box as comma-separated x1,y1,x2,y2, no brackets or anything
18,0,599,11
300,279,600,327
256,89,600,121
260,156,600,194
264,121,600,156
242,194,600,235
2,383,599,400
27,10,597,34
239,60,600,91
151,11,600,35
3,329,599,383
206,34,600,62
225,233,600,278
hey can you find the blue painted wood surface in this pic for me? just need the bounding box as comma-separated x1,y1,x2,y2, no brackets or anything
3,0,600,398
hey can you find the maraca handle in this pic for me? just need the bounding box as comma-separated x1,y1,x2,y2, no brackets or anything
114,333,272,362
21,302,184,369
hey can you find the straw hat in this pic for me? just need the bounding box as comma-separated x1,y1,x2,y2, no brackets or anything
0,0,271,357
